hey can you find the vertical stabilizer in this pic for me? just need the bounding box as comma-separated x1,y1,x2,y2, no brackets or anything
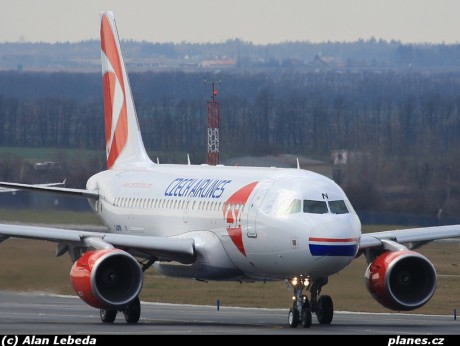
100,11,152,169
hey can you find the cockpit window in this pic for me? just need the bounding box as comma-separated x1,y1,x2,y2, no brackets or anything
277,198,350,216
276,199,301,215
303,200,328,214
287,199,301,214
329,200,349,214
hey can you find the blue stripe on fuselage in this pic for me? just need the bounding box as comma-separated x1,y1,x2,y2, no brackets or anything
309,244,357,256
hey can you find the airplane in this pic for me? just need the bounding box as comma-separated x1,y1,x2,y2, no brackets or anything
1,11,460,328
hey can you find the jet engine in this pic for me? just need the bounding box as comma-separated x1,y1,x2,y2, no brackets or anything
365,250,437,311
70,249,143,309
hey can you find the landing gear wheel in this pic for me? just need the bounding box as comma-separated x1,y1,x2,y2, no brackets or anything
300,305,312,328
288,308,299,328
316,295,333,324
123,296,141,324
100,308,117,323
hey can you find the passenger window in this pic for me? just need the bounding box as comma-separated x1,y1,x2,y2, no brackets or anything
328,200,349,214
304,200,328,214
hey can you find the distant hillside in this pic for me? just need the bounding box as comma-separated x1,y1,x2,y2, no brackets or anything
1,39,460,72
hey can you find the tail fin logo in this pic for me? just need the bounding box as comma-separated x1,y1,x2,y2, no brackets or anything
100,14,128,169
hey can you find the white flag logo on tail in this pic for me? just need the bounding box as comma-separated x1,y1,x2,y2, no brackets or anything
100,15,128,169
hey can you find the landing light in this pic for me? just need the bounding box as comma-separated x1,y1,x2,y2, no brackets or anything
291,277,298,286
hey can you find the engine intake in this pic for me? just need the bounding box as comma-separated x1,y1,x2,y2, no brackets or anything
365,250,437,311
70,249,143,309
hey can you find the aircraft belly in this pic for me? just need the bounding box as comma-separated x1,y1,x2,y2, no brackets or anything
154,262,244,281
161,230,243,281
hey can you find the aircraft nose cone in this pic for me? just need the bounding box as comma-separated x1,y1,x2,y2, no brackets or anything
308,217,360,257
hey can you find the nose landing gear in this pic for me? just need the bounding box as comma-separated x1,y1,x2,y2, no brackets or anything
286,276,334,328
287,277,312,328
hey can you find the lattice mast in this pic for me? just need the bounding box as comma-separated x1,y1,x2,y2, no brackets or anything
207,82,220,165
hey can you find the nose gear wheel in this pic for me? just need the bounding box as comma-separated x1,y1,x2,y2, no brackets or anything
286,277,334,327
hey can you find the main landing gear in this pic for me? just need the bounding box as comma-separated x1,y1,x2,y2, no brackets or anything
99,256,155,324
287,277,333,328
100,296,141,324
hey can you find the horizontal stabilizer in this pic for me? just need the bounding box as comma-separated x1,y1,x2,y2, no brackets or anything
0,182,98,199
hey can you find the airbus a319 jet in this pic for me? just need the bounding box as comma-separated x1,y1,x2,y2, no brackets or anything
1,11,460,328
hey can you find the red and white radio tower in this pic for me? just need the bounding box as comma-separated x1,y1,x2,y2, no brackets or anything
207,82,220,165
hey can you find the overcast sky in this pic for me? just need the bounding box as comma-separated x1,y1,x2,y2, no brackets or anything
1,0,459,44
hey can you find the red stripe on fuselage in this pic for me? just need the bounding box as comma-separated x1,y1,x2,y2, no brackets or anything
227,227,246,257
223,182,259,256
309,237,358,243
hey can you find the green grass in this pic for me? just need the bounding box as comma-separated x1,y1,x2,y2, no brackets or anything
0,146,199,165
0,147,102,162
0,209,103,225
361,224,412,233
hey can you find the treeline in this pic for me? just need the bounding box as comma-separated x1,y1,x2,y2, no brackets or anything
1,70,460,217
2,70,460,157
2,39,460,71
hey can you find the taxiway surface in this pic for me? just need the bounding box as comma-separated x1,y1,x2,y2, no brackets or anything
0,292,458,334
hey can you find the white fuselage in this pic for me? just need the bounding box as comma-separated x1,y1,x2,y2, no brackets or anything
87,164,361,282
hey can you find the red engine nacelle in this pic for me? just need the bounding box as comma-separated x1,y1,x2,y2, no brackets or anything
365,250,437,311
70,249,143,309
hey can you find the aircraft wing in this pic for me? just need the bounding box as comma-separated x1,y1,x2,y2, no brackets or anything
0,223,195,264
0,182,98,199
359,224,460,249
